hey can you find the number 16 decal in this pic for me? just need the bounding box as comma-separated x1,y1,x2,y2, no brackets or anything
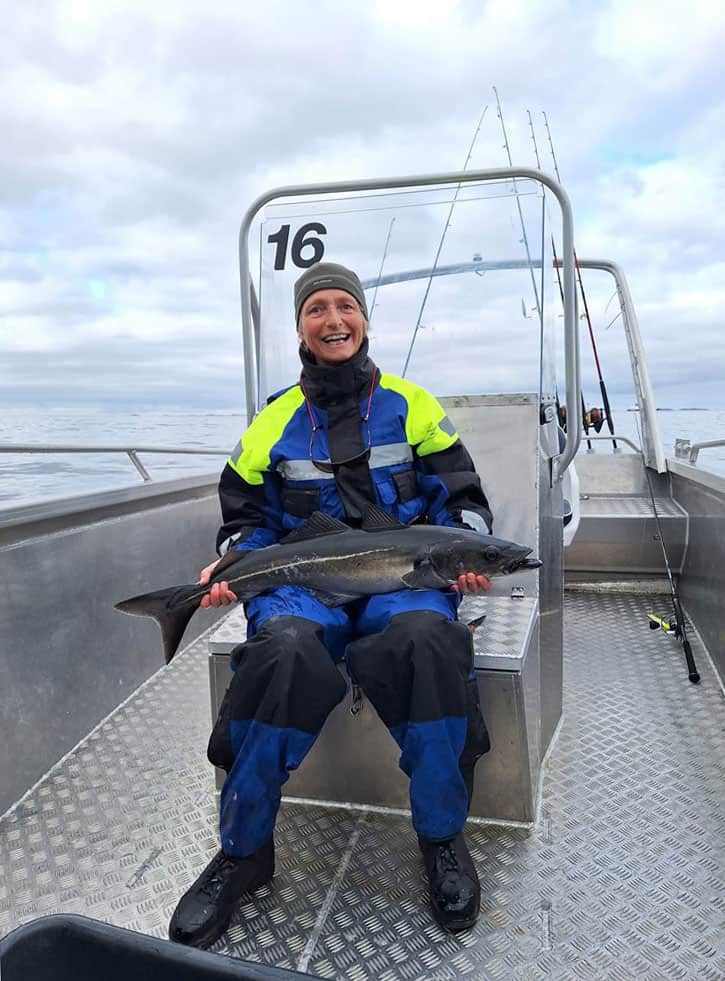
267,223,327,270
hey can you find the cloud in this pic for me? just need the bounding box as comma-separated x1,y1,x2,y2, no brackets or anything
0,0,723,420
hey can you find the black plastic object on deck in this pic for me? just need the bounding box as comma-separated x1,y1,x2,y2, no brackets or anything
0,914,317,981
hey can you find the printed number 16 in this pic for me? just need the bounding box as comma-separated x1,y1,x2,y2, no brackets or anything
267,223,327,270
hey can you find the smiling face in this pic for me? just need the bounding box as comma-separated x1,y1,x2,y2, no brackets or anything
297,288,367,365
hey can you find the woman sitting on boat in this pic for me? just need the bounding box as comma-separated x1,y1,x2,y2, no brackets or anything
169,262,494,948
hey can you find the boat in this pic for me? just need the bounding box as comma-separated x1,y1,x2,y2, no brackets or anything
1,168,724,979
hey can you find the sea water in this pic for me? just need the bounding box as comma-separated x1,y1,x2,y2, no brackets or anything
0,407,245,509
0,405,724,511
602,407,725,476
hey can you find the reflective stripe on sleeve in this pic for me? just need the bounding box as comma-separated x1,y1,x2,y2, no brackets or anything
371,442,413,467
276,442,413,482
228,387,305,485
277,460,336,481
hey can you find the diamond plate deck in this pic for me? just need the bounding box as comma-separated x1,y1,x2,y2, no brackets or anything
579,495,686,518
2,593,724,979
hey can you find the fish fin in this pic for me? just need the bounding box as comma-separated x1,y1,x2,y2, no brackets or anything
211,547,253,577
401,557,451,589
360,504,407,532
279,512,350,544
465,613,487,635
114,585,199,664
305,588,362,607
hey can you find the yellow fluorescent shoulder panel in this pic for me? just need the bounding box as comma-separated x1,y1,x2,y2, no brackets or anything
379,374,458,456
229,387,305,485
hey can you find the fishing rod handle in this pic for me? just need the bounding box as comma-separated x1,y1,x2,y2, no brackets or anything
684,639,700,684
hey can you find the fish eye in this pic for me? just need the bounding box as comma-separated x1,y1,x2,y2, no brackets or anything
484,546,499,562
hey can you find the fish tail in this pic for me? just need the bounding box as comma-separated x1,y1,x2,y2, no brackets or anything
114,585,200,664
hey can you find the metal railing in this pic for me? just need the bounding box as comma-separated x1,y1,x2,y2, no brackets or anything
574,259,665,474
674,438,725,466
0,445,229,483
362,255,664,475
578,434,642,454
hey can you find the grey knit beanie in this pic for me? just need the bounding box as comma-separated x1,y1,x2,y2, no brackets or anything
294,262,369,324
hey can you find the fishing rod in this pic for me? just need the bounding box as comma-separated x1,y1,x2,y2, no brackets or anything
527,110,591,450
636,425,700,684
402,105,488,377
526,109,547,420
494,88,541,323
369,217,395,322
542,111,618,450
550,233,593,450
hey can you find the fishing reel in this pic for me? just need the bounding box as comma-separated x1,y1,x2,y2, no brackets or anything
647,613,681,637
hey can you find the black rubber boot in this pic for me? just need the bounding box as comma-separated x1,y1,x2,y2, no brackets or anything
419,832,480,933
169,838,274,948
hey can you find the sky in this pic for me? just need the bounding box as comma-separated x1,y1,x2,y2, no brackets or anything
2,0,725,416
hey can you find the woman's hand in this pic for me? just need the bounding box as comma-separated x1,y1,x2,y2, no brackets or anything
451,572,492,595
199,558,238,608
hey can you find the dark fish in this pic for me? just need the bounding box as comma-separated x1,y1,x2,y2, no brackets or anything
115,507,541,664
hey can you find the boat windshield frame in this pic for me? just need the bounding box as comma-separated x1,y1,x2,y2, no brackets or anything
238,168,580,482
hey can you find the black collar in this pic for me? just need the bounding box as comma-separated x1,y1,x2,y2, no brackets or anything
299,337,377,406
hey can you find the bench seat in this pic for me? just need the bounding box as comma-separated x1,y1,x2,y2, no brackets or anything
208,593,544,825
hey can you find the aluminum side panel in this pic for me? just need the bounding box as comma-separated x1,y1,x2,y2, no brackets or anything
671,465,725,684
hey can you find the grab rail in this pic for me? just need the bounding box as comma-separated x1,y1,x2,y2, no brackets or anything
238,168,580,482
578,434,642,454
0,444,229,483
574,259,665,473
674,438,725,465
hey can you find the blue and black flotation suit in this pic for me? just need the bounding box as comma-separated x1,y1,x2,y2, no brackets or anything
216,338,492,554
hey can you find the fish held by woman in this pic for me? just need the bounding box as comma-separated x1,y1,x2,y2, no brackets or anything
115,508,541,664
